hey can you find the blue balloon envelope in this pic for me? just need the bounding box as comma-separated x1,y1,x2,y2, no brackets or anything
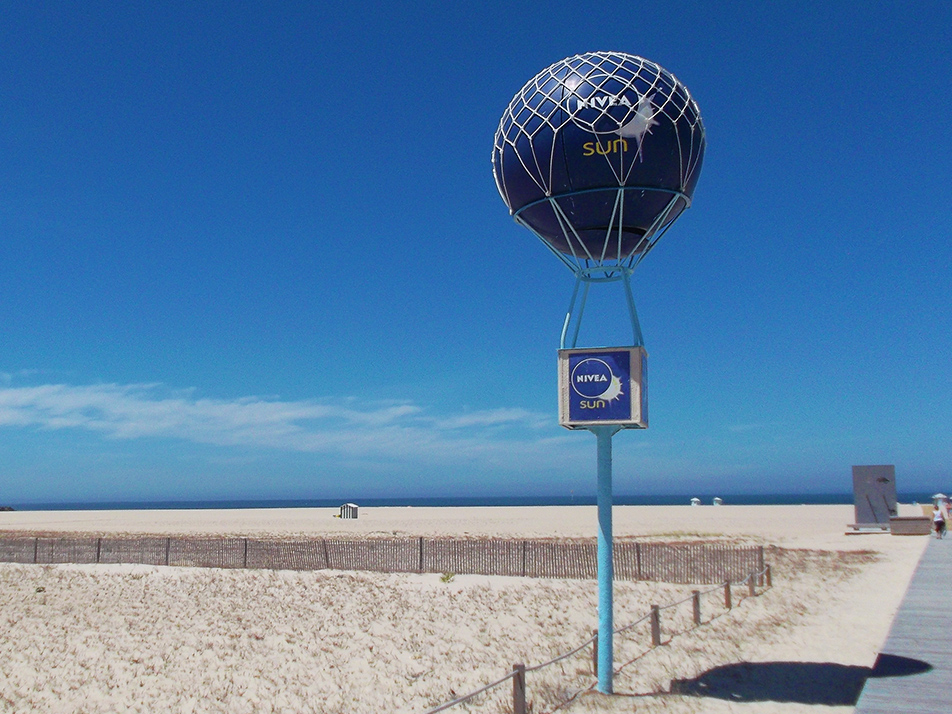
493,52,705,262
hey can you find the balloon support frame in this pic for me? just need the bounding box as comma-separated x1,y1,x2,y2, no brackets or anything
513,185,691,693
513,185,689,349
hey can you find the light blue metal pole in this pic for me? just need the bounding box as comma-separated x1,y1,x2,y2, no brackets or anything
593,425,617,693
621,270,645,348
560,274,583,350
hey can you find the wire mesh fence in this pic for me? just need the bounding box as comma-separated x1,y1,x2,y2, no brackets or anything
0,534,763,585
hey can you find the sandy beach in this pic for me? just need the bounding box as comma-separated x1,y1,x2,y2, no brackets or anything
0,503,923,548
0,504,930,713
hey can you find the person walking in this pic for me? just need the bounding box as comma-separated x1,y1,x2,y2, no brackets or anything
932,504,946,539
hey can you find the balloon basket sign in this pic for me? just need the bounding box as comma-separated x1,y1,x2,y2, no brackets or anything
493,51,704,694
558,347,647,430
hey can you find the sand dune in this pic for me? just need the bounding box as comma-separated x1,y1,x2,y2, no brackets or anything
0,505,929,713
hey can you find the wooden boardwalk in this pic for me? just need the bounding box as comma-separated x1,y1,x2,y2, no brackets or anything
855,536,952,712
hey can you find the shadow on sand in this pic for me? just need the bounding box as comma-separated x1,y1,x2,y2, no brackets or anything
669,654,932,706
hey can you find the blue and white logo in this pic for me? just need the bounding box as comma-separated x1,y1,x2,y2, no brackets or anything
560,347,644,427
571,358,624,402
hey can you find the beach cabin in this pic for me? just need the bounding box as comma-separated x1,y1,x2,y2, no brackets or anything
690,497,701,506
339,503,358,519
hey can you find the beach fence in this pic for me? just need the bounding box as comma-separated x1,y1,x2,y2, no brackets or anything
0,534,771,712
0,534,764,585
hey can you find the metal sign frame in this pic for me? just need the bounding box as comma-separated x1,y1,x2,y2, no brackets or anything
558,346,648,429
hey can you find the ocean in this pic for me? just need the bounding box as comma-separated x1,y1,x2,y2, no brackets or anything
6,492,933,511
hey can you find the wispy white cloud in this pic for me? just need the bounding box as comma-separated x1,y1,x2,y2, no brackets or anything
436,408,550,430
0,382,575,470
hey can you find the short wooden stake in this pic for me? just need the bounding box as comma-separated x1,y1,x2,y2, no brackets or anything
724,581,732,610
748,572,756,597
512,663,526,714
591,630,598,675
765,564,772,587
650,605,661,647
692,590,701,625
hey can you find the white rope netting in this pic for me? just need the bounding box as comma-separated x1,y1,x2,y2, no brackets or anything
494,51,704,199
492,52,705,271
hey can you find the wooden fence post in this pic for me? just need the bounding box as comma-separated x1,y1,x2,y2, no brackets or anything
418,536,424,573
592,630,598,675
724,581,732,610
521,540,527,577
242,538,248,569
165,537,171,567
650,605,661,647
33,538,38,564
765,564,772,587
748,571,756,597
322,539,330,569
692,590,701,626
636,541,643,580
758,546,765,586
512,663,526,714
96,538,102,564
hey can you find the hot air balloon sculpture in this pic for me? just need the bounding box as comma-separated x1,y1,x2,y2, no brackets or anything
492,52,704,694
493,51,704,347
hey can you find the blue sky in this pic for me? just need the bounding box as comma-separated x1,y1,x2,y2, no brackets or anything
1,2,950,504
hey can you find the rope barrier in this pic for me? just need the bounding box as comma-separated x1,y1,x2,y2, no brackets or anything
611,611,652,637
524,634,597,673
422,564,773,713
658,592,696,611
423,669,519,713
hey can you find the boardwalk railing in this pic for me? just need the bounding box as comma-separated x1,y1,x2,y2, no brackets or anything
0,535,764,585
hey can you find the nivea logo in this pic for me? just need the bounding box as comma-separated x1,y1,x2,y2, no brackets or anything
571,91,659,155
577,374,609,383
571,358,624,402
575,94,635,111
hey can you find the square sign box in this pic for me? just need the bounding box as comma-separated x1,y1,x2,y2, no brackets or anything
558,346,648,429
